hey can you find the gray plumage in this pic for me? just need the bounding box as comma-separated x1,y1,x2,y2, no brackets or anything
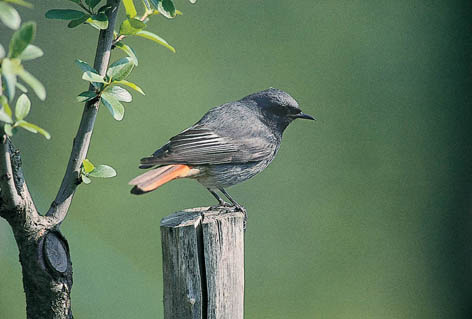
131,88,314,216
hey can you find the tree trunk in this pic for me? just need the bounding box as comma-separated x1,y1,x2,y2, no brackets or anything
1,140,72,318
7,214,73,318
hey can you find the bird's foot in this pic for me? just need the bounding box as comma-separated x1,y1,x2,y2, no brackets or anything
209,201,232,211
208,202,247,230
219,201,233,207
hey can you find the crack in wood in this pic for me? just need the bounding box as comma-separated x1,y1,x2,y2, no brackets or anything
196,218,208,318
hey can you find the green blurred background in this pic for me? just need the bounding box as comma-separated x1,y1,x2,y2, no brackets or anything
1,0,471,318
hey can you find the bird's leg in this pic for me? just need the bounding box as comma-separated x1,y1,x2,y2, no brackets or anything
218,188,243,209
219,188,248,228
207,188,231,207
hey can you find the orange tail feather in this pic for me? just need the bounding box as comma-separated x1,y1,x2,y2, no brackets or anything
130,164,191,194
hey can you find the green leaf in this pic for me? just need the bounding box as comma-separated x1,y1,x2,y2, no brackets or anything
108,86,132,102
87,13,108,30
0,110,13,124
45,9,86,20
115,42,138,66
1,96,13,118
135,30,175,53
17,69,46,101
119,18,146,35
77,91,97,102
15,82,28,93
0,96,13,124
85,0,101,9
114,80,145,95
107,57,134,81
67,0,81,3
75,59,98,73
101,92,124,121
82,159,95,173
0,44,5,59
158,0,176,19
82,71,106,83
88,165,117,178
0,2,20,29
3,124,13,136
68,14,91,28
15,120,51,139
0,95,13,118
81,174,91,184
123,0,137,18
2,58,18,101
15,93,30,120
4,0,33,8
18,44,43,60
8,22,36,58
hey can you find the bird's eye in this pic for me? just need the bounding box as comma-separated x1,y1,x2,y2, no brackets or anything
271,107,286,116
286,106,300,115
270,105,299,117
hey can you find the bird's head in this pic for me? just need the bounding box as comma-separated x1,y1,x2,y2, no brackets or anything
242,88,315,132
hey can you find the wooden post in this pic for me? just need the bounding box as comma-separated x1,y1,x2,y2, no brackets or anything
160,207,245,319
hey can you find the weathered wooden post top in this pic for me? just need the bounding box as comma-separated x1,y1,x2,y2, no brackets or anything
160,207,245,319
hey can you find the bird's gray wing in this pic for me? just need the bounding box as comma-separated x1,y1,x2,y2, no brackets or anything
139,125,275,167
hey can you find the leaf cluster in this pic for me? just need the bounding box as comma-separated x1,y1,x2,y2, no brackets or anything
45,0,195,43
46,0,112,30
0,94,50,139
1,0,199,184
75,57,144,121
69,1,198,122
116,0,185,53
1,2,49,139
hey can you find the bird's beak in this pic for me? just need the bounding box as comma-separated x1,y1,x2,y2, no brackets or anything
294,112,316,120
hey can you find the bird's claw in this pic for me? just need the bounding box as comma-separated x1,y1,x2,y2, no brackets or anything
209,201,232,211
208,203,248,230
219,201,233,207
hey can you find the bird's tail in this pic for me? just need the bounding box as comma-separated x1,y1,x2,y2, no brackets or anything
129,164,191,195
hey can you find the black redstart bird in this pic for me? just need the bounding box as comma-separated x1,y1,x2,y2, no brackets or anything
129,88,314,219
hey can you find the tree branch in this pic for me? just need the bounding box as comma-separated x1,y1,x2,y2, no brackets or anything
46,0,120,224
0,72,20,213
0,134,23,211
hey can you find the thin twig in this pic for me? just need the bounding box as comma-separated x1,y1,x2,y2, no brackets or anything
0,74,22,210
0,135,23,210
45,0,121,224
